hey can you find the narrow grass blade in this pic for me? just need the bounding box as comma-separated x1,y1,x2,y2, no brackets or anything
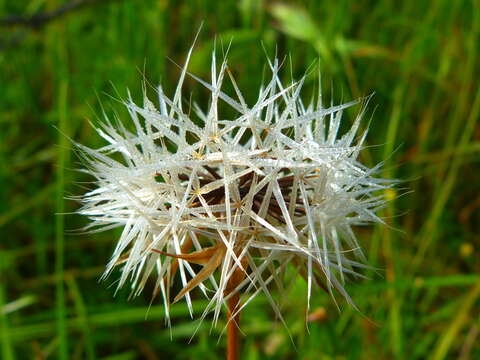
55,80,69,360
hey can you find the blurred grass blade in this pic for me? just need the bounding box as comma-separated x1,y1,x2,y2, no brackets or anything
270,4,318,42
56,80,69,359
0,273,15,360
65,275,95,360
6,301,210,342
0,295,36,315
431,280,480,360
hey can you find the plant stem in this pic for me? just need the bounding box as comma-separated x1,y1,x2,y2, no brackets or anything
226,292,240,360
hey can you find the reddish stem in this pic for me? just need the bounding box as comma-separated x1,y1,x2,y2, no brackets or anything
227,292,240,360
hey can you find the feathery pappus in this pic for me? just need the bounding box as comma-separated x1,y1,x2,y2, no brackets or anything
76,44,393,329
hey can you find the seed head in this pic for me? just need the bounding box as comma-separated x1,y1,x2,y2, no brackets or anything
77,45,393,327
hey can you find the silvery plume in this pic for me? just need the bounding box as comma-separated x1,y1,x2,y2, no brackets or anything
76,44,392,330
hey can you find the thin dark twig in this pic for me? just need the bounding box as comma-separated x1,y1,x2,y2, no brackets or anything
0,0,113,29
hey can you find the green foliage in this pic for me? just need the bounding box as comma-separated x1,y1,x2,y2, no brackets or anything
0,0,479,358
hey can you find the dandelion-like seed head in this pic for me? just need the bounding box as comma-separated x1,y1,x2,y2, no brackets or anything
77,45,392,328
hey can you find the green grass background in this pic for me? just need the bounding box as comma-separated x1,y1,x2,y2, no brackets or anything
1,0,479,359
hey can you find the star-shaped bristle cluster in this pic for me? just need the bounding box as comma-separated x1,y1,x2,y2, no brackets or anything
77,46,392,327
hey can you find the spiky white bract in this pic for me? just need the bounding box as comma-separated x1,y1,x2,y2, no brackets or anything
77,46,391,329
